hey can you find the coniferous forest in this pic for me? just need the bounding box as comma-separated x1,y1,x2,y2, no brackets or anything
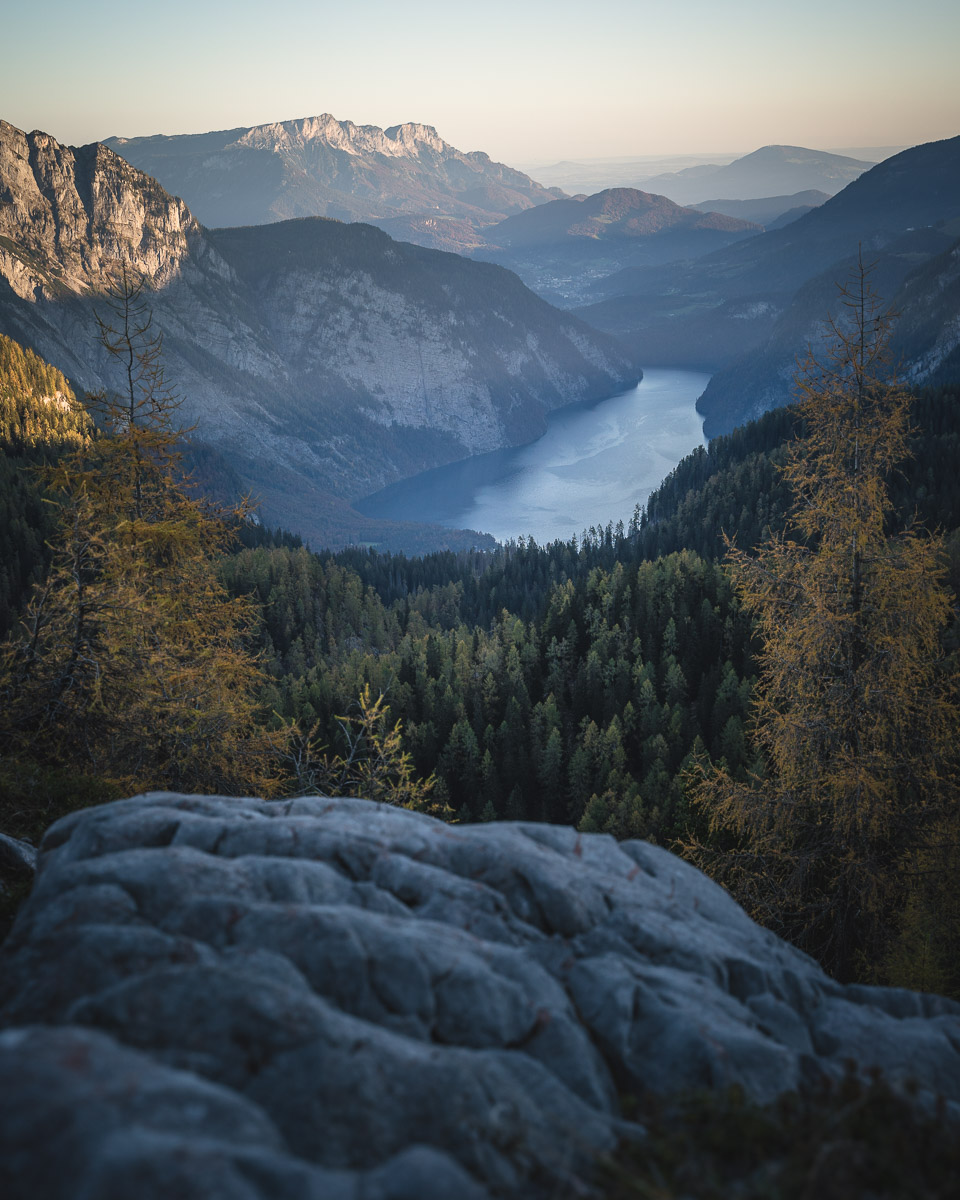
2,246,960,1200
2,265,959,999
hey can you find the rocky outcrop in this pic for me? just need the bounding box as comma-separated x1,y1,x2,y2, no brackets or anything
0,121,198,301
1,793,958,1199
0,121,635,548
104,114,560,242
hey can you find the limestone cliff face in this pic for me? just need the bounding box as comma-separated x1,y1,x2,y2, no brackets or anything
234,114,450,159
0,121,199,300
0,122,636,545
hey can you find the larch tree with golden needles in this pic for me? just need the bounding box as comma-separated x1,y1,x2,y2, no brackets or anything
0,266,279,804
692,258,960,985
282,685,448,817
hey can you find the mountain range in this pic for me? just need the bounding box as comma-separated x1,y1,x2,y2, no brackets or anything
104,115,560,248
518,145,889,201
573,136,960,433
105,123,881,259
638,145,874,205
687,191,830,229
0,119,635,548
4,109,959,538
471,187,760,304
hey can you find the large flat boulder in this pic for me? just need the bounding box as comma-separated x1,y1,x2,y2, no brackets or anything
1,793,958,1198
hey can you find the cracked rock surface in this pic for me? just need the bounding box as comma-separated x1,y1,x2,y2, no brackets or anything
2,793,959,1198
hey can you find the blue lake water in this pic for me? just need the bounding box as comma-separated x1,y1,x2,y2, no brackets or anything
357,368,710,544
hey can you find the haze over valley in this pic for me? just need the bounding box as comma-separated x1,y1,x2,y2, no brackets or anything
1,0,958,551
1,102,958,549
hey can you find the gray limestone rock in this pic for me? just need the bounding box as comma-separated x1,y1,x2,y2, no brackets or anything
2,792,959,1198
0,1026,487,1200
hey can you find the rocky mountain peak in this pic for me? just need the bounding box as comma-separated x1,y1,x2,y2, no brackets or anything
0,120,200,301
233,114,450,160
103,114,558,240
383,121,447,155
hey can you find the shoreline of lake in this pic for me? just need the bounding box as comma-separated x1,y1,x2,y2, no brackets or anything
356,368,710,544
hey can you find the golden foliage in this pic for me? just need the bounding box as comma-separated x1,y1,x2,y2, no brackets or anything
0,267,281,799
691,259,960,982
281,684,448,816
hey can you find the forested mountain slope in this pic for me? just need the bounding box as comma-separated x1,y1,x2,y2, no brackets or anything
217,383,960,846
0,333,90,638
575,137,960,429
696,234,960,434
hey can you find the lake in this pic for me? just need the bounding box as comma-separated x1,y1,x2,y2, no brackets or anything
356,368,710,544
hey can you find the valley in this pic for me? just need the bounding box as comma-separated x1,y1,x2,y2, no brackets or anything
2,25,960,1195
5,114,956,550
0,120,635,549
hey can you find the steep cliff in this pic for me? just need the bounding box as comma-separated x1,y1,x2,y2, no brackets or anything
0,122,635,547
0,122,198,299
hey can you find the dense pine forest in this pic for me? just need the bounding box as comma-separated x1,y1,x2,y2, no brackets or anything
1,302,959,993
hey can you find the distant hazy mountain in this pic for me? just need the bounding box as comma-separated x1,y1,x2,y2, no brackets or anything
470,188,759,305
575,136,960,432
688,191,830,229
515,152,741,195
486,188,757,247
104,115,560,249
0,120,634,548
642,145,874,205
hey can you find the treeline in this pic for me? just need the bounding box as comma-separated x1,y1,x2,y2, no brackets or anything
216,382,960,842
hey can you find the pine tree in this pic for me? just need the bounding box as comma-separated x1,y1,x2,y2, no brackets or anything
0,266,280,806
691,259,960,983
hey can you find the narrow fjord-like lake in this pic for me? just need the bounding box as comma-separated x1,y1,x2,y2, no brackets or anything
357,368,710,544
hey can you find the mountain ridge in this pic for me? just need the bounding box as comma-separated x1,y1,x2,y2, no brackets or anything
486,187,758,247
104,113,561,244
640,144,874,205
573,136,960,428
469,186,761,305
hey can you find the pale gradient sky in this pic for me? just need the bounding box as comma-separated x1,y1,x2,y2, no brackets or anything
3,0,958,166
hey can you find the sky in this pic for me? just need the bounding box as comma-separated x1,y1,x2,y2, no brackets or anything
3,0,959,167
